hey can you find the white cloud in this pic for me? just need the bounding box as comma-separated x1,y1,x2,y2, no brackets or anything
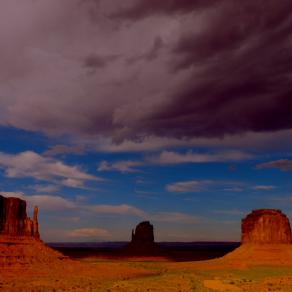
0,192,76,211
98,160,142,173
0,191,25,200
31,184,59,193
97,149,251,173
0,151,103,187
152,212,200,224
43,145,84,156
27,195,76,211
67,228,110,238
223,187,244,192
61,178,85,188
253,185,275,190
88,204,147,217
151,150,252,165
256,159,292,171
166,180,211,193
213,209,245,216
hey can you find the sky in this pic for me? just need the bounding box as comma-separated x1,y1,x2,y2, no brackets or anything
1,0,292,242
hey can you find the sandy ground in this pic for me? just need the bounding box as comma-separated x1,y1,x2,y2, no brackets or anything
2,245,292,291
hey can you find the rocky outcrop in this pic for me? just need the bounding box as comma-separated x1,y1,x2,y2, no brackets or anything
126,221,161,255
241,209,292,244
131,221,154,243
0,195,68,268
0,195,39,239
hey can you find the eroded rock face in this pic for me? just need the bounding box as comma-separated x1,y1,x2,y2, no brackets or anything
0,195,39,239
0,195,68,268
241,209,292,244
131,221,154,243
126,221,161,255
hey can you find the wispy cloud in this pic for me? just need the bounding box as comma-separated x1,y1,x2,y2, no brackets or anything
252,185,276,190
0,191,203,227
87,204,147,217
98,160,142,173
0,151,103,188
135,190,158,197
166,180,212,193
166,179,247,193
98,149,252,173
152,212,200,224
151,150,252,165
0,192,146,217
223,187,244,192
1,192,147,217
0,192,76,211
269,196,292,204
43,145,84,156
97,130,292,153
30,184,60,193
66,228,110,238
256,159,292,171
213,209,245,216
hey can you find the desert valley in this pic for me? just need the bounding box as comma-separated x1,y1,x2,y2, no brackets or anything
2,194,292,291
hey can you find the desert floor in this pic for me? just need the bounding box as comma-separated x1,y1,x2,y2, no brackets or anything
2,254,292,292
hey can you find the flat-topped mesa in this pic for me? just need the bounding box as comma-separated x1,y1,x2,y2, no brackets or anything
0,195,39,239
241,209,292,244
131,221,154,243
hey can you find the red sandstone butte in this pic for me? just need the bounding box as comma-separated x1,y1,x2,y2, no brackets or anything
0,195,39,239
241,209,292,244
0,195,68,267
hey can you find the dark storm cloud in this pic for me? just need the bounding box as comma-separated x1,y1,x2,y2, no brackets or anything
142,37,164,61
84,55,111,69
1,0,292,145
137,0,292,139
83,54,120,73
126,37,164,64
112,0,218,20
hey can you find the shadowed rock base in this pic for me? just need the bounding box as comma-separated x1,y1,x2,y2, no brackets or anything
0,237,67,267
222,244,292,266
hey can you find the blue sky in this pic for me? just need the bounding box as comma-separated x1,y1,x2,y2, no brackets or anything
1,126,292,242
1,0,292,242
